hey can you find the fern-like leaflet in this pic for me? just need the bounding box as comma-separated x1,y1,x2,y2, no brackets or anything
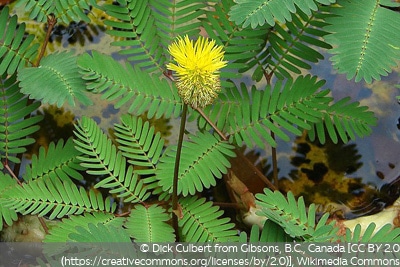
103,0,165,72
225,75,376,148
151,0,206,46
226,75,325,147
345,222,400,242
239,221,292,242
256,188,340,241
308,96,377,144
0,73,42,168
229,0,336,28
103,0,208,73
0,7,39,75
23,138,85,182
114,114,164,193
324,0,400,83
125,204,175,242
1,176,115,220
179,196,239,242
77,51,182,119
44,212,123,243
0,173,18,230
17,0,92,24
264,7,332,80
73,116,150,203
200,0,268,87
43,220,133,267
69,223,132,242
18,51,92,107
209,3,333,82
156,131,235,196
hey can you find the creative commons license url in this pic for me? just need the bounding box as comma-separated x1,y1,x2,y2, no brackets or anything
60,255,400,267
60,255,292,267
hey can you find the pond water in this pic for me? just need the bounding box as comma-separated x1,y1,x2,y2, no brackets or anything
313,58,400,188
273,56,400,217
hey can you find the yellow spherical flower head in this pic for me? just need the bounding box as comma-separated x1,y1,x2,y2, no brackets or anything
167,35,227,108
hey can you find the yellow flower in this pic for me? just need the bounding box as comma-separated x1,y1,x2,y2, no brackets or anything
167,35,227,108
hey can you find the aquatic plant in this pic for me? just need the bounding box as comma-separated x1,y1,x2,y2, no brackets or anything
1,0,400,246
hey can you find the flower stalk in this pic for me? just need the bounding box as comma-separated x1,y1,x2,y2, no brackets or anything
167,35,227,239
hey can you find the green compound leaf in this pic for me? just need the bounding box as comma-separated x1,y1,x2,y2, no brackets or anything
2,176,116,220
18,52,92,107
44,212,123,243
227,75,329,148
17,0,91,24
78,51,182,119
104,0,207,73
0,173,19,230
308,96,377,144
69,223,131,242
179,196,239,242
23,138,84,182
256,189,341,241
346,222,400,242
125,204,175,242
229,0,335,28
74,116,150,203
0,73,42,167
114,114,165,195
156,132,235,196
239,220,292,242
325,0,400,83
0,7,39,76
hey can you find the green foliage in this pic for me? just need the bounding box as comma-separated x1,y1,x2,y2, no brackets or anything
23,138,85,182
18,52,92,107
114,114,164,194
115,114,164,169
156,132,235,196
0,173,18,230
17,0,92,24
69,223,132,242
1,176,116,220
44,212,123,242
229,0,336,28
263,8,333,80
77,51,182,119
201,0,333,84
125,204,175,242
74,116,150,203
325,0,400,83
0,0,398,245
256,188,341,241
178,196,239,242
0,73,42,168
345,223,400,242
223,75,376,148
308,96,377,144
200,0,262,86
0,6,39,75
103,0,209,72
240,220,292,242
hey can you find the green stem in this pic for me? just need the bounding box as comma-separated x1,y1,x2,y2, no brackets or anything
271,131,279,188
172,103,188,241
